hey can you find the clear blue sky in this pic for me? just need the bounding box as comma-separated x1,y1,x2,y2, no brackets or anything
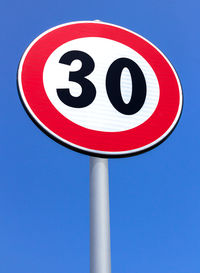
1,1,200,273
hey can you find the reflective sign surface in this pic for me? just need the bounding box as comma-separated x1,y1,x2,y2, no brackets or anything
18,21,182,157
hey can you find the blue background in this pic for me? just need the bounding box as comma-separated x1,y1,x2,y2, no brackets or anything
1,1,199,272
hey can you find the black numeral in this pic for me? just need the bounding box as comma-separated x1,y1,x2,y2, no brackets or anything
106,58,146,115
57,51,146,114
57,50,96,108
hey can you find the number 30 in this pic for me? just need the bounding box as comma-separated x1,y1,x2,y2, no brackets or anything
57,50,146,115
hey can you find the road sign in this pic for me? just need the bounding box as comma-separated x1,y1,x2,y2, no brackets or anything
17,21,182,157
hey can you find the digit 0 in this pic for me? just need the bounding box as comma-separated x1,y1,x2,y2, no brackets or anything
106,58,147,115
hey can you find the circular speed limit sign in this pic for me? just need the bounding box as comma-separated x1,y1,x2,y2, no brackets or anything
18,21,182,157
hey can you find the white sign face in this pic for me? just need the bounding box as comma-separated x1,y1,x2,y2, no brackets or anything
43,37,159,132
18,21,182,157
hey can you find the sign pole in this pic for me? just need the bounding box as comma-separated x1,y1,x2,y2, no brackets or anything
90,157,111,273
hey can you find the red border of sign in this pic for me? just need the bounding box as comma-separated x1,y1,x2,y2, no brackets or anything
18,21,182,157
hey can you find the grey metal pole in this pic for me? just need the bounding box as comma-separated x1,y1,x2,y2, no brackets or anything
90,157,111,273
